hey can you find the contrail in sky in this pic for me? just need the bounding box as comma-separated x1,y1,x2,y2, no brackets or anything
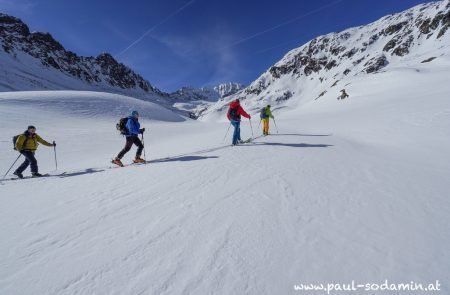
223,0,345,50
116,0,196,57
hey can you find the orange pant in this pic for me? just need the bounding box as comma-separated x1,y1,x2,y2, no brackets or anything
262,119,269,135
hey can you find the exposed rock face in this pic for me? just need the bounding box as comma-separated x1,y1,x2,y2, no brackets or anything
170,83,246,101
198,1,449,120
242,1,449,97
0,13,160,95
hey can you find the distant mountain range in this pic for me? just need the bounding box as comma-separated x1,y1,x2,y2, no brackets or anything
2,1,449,120
0,13,244,115
169,83,246,101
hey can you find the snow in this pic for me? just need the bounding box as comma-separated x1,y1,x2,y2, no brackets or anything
1,63,449,294
201,0,450,120
1,1,450,294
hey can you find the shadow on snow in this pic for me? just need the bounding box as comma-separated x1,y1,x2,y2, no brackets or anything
148,156,219,164
246,142,333,148
269,133,332,137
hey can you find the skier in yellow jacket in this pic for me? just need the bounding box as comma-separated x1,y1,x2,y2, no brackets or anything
14,125,55,178
260,105,274,136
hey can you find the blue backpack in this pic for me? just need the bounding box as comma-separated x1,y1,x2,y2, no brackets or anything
260,108,268,119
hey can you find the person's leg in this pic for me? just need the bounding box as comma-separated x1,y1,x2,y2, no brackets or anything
133,136,144,158
236,121,241,141
231,120,239,145
15,152,31,174
28,152,38,173
263,119,269,135
117,137,133,159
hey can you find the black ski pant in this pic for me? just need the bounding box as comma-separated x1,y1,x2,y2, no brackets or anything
15,150,38,174
117,135,144,159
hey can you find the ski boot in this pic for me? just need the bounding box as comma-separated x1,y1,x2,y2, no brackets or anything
112,158,124,167
13,171,24,179
32,172,43,178
133,157,145,164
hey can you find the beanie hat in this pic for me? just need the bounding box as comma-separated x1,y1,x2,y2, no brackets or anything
131,110,139,116
27,125,36,130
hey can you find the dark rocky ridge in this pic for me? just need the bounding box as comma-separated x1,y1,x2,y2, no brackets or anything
0,13,160,95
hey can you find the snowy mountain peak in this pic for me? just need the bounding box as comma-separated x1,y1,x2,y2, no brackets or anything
0,13,161,98
212,82,246,98
170,82,246,101
201,0,450,119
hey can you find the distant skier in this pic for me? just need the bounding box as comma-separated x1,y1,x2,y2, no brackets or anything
113,111,146,167
13,125,55,178
227,99,251,145
260,105,274,136
338,89,349,100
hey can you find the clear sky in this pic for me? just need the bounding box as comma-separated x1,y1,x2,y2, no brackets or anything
0,0,437,91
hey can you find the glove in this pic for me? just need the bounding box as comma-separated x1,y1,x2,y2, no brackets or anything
53,141,56,147
139,128,145,134
248,115,252,119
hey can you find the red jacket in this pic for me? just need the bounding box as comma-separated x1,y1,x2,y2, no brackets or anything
227,101,250,121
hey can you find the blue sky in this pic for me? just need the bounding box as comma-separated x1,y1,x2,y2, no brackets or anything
0,0,436,91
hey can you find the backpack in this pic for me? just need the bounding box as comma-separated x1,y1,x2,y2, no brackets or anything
13,133,28,150
260,107,268,119
228,107,239,120
116,117,129,135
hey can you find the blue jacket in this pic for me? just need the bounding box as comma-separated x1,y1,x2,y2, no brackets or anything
126,116,140,137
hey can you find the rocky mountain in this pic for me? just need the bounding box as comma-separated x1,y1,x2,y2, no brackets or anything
0,13,164,100
201,0,450,119
170,83,246,101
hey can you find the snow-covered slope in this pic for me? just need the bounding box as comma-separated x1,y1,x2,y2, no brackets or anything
0,91,184,122
1,64,449,294
201,0,450,119
1,2,450,294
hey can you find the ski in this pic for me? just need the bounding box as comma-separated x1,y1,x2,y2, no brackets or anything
10,173,50,180
2,172,67,182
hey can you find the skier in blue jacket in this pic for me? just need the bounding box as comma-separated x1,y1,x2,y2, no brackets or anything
113,111,145,167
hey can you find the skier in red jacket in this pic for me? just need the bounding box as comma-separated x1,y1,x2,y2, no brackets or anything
227,99,251,145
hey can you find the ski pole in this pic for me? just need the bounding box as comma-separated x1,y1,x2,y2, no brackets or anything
222,123,231,143
249,118,254,138
257,119,261,130
2,154,22,180
272,118,279,134
53,141,58,170
141,133,146,160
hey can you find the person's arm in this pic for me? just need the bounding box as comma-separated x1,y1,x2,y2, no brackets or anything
239,107,251,119
15,134,25,151
268,109,274,119
36,134,53,146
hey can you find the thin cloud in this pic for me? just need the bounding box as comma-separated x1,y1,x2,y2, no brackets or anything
223,0,345,50
115,0,196,57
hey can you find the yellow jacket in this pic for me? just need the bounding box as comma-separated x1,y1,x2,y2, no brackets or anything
15,133,52,151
